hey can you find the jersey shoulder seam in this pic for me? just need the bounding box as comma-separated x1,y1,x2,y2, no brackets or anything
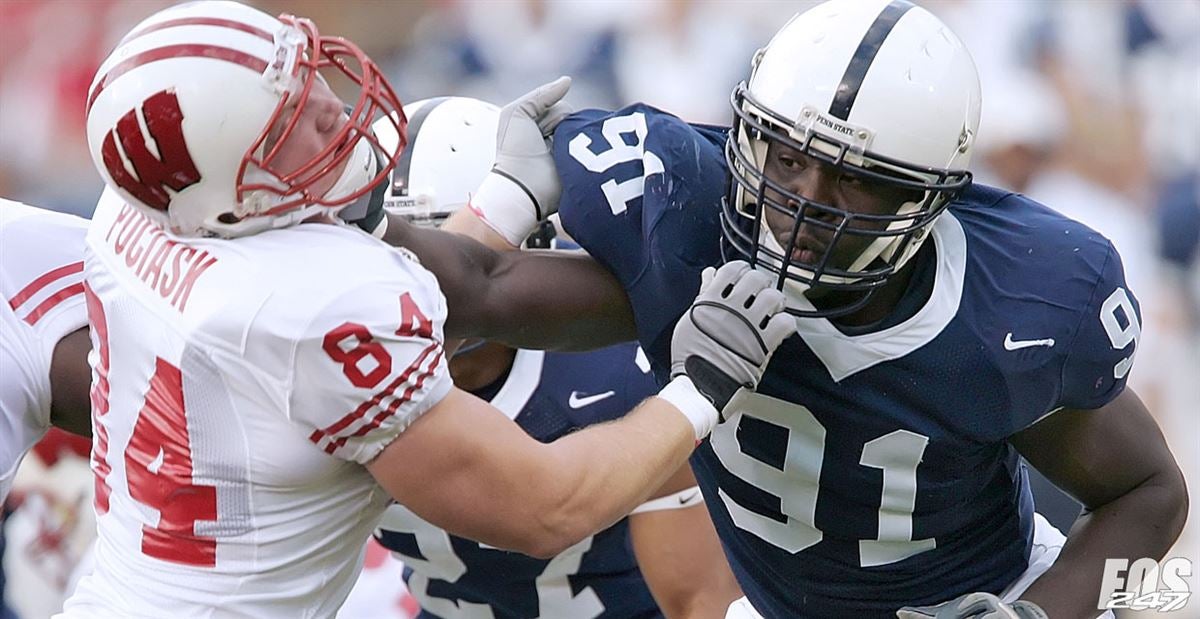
1054,240,1117,411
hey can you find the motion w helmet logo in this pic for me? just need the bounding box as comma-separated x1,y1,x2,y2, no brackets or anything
100,89,201,211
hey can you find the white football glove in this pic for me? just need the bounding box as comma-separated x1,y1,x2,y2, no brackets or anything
897,593,1048,619
469,76,573,246
658,261,794,439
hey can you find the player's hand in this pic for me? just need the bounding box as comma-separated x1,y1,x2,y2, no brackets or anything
659,261,793,439
468,76,573,247
897,593,1048,619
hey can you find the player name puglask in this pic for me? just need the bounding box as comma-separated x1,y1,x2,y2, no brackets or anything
103,203,218,313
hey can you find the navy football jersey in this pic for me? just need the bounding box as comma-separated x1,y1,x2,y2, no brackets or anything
554,106,1141,618
375,342,665,619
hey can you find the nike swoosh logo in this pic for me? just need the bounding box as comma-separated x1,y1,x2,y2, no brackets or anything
568,390,615,409
1004,332,1056,351
678,490,701,506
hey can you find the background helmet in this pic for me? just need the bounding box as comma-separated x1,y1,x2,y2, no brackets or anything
85,0,406,238
723,0,980,316
373,96,507,358
372,97,500,228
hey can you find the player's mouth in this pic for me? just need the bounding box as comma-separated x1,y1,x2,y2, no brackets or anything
785,238,826,266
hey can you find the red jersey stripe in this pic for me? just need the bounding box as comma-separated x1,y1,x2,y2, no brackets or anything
22,282,85,325
8,261,83,311
326,348,445,451
310,342,440,445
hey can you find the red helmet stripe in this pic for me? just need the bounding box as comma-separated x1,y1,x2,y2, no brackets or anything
87,44,269,115
120,16,274,46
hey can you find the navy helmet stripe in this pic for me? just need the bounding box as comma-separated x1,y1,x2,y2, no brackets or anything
391,96,453,196
828,0,914,121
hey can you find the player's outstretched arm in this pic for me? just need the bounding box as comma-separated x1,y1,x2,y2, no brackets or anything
1008,388,1188,619
628,466,742,619
382,214,635,351
377,77,629,351
366,260,792,559
367,385,696,559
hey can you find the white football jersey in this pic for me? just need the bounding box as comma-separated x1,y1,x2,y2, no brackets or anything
61,189,453,619
0,199,88,503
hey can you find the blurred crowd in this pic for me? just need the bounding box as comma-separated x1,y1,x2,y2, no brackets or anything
1,0,1197,615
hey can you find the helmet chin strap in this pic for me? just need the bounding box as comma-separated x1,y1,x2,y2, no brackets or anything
206,140,379,238
755,228,814,311
842,198,932,276
323,137,378,210
755,195,934,288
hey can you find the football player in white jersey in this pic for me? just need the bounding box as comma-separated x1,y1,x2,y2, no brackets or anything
63,2,789,617
0,200,93,504
1,199,96,617
366,97,741,618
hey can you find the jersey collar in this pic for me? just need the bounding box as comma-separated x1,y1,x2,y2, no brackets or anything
489,349,544,420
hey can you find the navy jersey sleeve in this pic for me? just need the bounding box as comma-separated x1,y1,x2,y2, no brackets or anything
553,105,728,381
1058,242,1142,410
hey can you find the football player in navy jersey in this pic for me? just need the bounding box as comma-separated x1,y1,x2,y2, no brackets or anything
367,1,1188,617
365,97,740,619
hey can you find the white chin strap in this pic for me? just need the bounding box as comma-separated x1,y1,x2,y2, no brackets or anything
205,139,378,239
754,197,933,308
323,138,377,207
755,229,815,312
842,198,928,274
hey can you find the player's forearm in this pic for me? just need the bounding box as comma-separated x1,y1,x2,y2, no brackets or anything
638,546,742,619
382,211,635,350
526,396,696,558
630,507,742,619
442,207,515,252
1019,468,1187,619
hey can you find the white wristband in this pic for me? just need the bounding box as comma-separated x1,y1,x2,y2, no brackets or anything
630,485,704,515
656,375,720,441
468,172,540,247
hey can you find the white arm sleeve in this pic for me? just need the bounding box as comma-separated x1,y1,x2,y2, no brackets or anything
630,485,704,515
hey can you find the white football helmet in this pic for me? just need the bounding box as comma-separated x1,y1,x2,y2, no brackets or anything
372,97,500,228
723,0,980,317
373,96,504,358
85,0,406,238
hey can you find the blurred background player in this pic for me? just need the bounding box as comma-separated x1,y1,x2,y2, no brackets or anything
63,1,786,616
365,96,740,618
0,199,95,618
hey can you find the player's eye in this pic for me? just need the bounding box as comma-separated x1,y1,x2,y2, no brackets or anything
777,154,804,169
838,173,864,187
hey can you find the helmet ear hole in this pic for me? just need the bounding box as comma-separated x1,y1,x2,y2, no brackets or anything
957,128,974,154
